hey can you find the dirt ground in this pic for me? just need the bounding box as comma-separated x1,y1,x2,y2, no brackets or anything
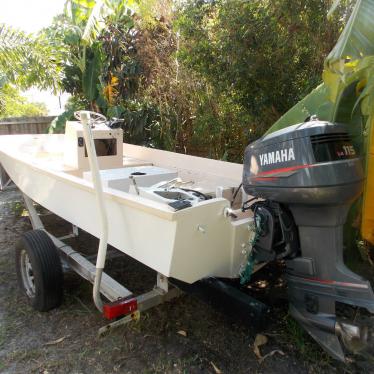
0,188,373,374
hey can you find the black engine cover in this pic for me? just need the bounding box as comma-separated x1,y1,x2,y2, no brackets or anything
251,201,299,261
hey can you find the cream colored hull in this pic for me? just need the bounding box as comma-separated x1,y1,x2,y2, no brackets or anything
0,134,253,283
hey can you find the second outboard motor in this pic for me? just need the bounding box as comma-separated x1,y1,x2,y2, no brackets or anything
242,118,374,361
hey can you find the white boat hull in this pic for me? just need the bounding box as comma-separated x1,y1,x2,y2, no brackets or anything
0,135,253,283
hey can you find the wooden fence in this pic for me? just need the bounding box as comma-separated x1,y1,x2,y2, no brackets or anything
0,116,56,135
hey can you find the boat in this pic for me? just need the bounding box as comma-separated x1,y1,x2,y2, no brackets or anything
4,111,373,361
0,112,254,284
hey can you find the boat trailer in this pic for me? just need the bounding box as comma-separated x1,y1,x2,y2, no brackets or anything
22,192,181,334
20,191,270,335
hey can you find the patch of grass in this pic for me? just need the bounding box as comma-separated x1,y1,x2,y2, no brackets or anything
5,347,43,363
144,356,200,374
283,315,332,366
0,255,10,267
0,311,22,350
0,324,6,349
0,360,6,371
10,201,26,217
78,347,90,360
42,358,68,371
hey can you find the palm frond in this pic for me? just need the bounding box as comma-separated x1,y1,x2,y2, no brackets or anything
0,24,62,92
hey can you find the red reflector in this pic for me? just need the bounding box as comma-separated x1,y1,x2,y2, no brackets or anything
103,297,138,320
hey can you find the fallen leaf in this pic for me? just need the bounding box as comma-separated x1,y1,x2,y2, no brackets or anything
45,336,68,346
259,349,285,363
210,361,222,374
177,330,187,337
252,333,268,359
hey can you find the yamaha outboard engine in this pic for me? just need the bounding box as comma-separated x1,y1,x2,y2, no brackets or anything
243,118,374,360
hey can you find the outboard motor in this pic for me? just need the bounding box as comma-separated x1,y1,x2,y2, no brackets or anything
243,118,374,360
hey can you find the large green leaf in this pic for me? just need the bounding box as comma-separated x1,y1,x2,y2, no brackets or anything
65,0,96,26
268,0,374,143
326,0,374,69
49,108,75,133
265,84,334,134
81,0,104,44
82,46,102,101
81,0,137,45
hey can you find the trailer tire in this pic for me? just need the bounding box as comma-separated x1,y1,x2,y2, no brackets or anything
15,229,63,312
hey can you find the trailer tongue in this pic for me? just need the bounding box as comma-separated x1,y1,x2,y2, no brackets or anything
243,117,374,360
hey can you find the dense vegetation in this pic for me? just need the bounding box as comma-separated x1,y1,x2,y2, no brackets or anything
0,85,47,119
0,24,58,119
0,0,350,161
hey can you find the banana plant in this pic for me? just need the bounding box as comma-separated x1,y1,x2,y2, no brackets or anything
49,0,142,129
268,0,374,147
266,0,374,255
81,0,137,45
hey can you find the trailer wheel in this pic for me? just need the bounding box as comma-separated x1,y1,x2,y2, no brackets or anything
15,229,63,312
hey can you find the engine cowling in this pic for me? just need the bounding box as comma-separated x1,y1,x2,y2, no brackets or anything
242,119,363,205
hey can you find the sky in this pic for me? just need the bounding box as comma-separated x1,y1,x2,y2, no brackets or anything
0,0,70,115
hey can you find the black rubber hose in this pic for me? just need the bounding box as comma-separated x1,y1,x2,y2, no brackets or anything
231,183,243,207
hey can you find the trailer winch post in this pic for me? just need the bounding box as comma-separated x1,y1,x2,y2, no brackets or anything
80,111,108,313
